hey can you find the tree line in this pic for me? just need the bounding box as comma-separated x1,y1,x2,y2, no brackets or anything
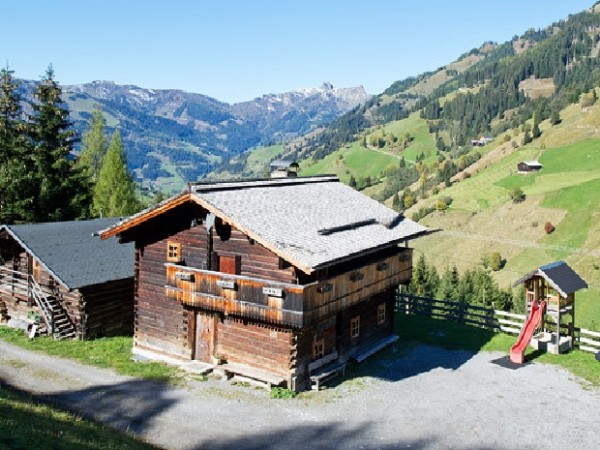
407,254,525,313
0,65,141,224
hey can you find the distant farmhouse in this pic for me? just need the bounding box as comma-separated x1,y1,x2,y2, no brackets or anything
518,160,543,173
470,136,493,147
101,175,427,391
0,219,134,339
269,160,299,178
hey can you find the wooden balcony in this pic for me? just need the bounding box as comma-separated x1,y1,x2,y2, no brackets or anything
165,249,412,328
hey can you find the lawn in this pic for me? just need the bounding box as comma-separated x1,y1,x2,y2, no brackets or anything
0,387,158,450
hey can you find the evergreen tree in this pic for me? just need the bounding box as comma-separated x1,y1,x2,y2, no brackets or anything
93,130,140,217
0,64,33,223
77,106,108,182
28,65,91,221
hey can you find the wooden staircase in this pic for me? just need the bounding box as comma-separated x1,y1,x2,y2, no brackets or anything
29,277,76,340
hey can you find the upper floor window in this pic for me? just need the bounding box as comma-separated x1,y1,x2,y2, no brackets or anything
377,303,386,325
350,316,360,339
167,242,182,262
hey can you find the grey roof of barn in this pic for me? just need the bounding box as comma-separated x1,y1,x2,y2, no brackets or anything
1,218,134,290
513,260,588,297
269,160,299,170
101,176,428,273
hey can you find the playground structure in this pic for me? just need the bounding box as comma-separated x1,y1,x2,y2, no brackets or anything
510,261,588,364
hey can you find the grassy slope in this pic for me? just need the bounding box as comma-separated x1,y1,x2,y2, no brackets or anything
300,113,435,185
410,99,600,330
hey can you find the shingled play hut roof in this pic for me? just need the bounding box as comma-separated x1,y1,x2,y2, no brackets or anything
513,260,588,298
100,176,428,273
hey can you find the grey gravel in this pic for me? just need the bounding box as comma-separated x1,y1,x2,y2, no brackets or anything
1,340,598,450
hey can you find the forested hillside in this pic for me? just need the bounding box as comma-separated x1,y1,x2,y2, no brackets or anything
227,4,600,328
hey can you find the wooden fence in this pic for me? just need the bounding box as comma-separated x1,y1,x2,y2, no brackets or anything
395,293,600,355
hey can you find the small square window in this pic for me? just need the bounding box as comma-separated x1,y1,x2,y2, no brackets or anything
313,339,324,359
377,303,386,325
167,242,182,262
350,316,360,339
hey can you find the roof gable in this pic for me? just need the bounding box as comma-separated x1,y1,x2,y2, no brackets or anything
101,177,428,273
2,218,134,290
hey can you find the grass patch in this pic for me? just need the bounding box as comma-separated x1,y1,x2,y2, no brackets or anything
396,314,600,386
0,327,178,382
0,387,158,450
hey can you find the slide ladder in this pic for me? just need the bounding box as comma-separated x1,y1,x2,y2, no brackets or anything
509,300,546,364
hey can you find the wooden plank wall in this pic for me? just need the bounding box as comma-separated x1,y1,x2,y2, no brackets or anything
80,278,134,339
215,317,294,377
131,204,299,359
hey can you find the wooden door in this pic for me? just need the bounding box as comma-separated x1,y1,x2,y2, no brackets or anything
194,312,213,362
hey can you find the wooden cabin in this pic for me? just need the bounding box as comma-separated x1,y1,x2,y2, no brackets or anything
513,260,587,354
269,160,299,178
0,218,135,339
100,176,428,391
517,160,542,173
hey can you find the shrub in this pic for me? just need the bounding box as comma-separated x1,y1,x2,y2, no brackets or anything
544,222,555,234
488,252,504,271
270,387,297,399
510,187,525,203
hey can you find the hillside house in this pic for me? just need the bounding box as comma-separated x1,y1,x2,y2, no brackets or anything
269,160,299,178
517,160,542,173
100,176,427,391
0,219,134,339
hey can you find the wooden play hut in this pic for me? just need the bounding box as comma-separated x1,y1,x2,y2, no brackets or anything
513,261,587,354
100,175,428,391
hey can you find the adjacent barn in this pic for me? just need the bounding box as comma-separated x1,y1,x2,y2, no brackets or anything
0,218,135,339
100,176,428,390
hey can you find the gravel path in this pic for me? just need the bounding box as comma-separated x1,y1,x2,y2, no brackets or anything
1,340,599,450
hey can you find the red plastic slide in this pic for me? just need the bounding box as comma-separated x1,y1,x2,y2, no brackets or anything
509,300,546,364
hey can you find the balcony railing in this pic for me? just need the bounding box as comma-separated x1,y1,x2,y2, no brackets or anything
165,249,413,328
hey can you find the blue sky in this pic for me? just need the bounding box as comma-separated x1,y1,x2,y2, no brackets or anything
2,1,593,103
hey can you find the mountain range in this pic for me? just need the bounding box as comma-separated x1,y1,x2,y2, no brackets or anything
17,79,369,193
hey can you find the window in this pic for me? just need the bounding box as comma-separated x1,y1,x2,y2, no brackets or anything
313,339,325,359
167,242,182,262
377,303,386,325
350,316,360,339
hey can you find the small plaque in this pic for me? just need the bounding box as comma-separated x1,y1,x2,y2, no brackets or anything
377,262,389,271
217,279,236,290
317,283,333,294
263,287,283,297
176,272,194,281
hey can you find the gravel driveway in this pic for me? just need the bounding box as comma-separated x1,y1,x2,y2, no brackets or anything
1,340,598,450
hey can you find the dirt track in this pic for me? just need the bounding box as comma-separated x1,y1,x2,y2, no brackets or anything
1,340,599,450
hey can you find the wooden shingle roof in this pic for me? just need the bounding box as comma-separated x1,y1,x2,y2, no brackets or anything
101,176,428,274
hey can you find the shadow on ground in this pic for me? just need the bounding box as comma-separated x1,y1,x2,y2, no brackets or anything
38,378,177,435
195,421,497,450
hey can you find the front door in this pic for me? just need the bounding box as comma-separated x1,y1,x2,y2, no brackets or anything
194,312,213,362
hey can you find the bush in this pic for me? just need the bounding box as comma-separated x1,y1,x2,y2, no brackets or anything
544,221,555,234
488,252,504,271
510,187,525,203
270,387,297,399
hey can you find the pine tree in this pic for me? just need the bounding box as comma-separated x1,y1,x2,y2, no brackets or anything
77,106,108,182
29,65,91,221
93,130,140,217
0,64,32,223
